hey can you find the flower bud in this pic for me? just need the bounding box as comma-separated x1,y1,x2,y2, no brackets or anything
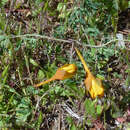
85,77,104,99
75,47,104,99
59,64,77,73
34,64,77,87
55,64,77,80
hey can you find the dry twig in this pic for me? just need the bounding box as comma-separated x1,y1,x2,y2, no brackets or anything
6,34,130,48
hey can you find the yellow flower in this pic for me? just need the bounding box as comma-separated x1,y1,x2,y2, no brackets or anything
57,64,77,79
34,64,77,87
85,75,104,99
75,47,104,99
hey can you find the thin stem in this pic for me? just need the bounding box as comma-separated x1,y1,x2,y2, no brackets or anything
75,47,90,74
34,76,55,87
4,34,129,48
9,34,72,43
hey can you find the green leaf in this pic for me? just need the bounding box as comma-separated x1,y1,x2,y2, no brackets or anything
96,105,102,115
37,70,45,80
26,85,39,95
54,86,62,94
37,111,43,129
0,0,8,7
30,58,39,67
70,124,77,130
112,111,123,118
66,116,73,124
1,65,9,78
16,97,31,125
96,74,105,80
0,65,9,84
84,99,96,118
87,119,92,126
57,3,65,12
0,95,3,102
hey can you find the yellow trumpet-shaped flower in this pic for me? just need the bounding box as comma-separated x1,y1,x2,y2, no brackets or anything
34,64,77,87
75,47,104,99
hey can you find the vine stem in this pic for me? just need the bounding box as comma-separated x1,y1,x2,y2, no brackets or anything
3,34,130,48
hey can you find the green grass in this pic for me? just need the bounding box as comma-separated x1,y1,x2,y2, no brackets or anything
0,0,130,129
